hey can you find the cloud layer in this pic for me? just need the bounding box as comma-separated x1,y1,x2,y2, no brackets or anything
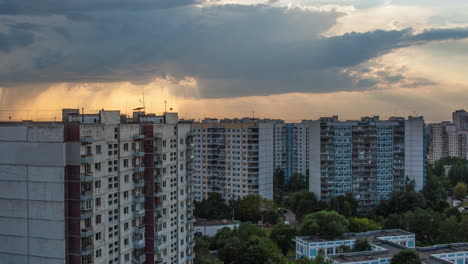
0,1,468,101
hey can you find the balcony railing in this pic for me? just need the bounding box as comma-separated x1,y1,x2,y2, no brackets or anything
133,196,145,203
133,210,145,219
133,151,145,157
134,166,145,173
81,227,94,237
80,154,93,164
133,239,145,249
81,244,94,256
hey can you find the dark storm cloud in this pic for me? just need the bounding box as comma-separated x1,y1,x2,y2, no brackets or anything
0,0,199,15
0,3,467,98
0,28,34,52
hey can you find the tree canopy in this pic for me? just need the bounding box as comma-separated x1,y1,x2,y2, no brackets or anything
390,250,422,264
298,211,349,239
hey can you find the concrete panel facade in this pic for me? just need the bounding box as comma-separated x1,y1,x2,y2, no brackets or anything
0,124,67,264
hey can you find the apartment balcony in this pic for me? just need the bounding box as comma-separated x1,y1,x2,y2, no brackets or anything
133,178,145,188
187,218,196,224
187,193,195,200
186,205,194,212
133,151,145,157
186,181,193,188
154,160,163,169
187,241,195,248
132,254,146,264
133,210,145,219
134,166,145,173
156,146,165,153
80,191,93,201
133,196,145,203
80,154,93,164
188,229,196,236
155,132,163,138
80,173,93,182
154,204,163,212
81,227,94,237
80,211,93,219
134,225,145,235
81,137,94,144
133,238,145,249
154,176,163,183
187,254,196,261
134,134,145,140
154,245,163,254
81,244,94,256
154,191,164,198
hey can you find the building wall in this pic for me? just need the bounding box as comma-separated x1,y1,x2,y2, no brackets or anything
0,124,72,264
307,121,321,200
191,120,274,201
258,122,274,200
404,117,425,192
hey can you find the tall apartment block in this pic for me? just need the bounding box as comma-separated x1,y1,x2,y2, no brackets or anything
427,110,468,163
0,109,195,264
191,118,273,201
308,116,425,213
272,122,309,180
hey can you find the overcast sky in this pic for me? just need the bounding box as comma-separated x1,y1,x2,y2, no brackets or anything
1,0,468,122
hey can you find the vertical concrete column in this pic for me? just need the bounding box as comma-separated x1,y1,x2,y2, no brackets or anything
64,124,81,264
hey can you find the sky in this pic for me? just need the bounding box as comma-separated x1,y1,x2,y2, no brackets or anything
1,0,468,122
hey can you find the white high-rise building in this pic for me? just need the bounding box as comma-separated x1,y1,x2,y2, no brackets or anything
307,116,425,213
0,109,195,264
191,118,274,201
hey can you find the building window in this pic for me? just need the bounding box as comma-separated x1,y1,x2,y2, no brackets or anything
95,214,102,224
95,197,101,207
124,238,129,246
124,143,128,151
96,145,101,154
95,232,101,240
124,175,129,183
124,206,129,214
124,191,129,198
124,159,129,168
125,253,130,262
94,180,101,189
96,249,102,258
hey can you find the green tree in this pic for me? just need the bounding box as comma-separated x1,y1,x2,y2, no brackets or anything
375,191,427,217
383,214,405,229
328,194,358,217
211,227,236,250
270,223,296,255
444,206,462,222
298,211,348,239
353,238,371,252
454,182,467,200
421,177,447,209
448,161,468,186
349,217,380,232
311,249,334,264
390,249,422,264
236,195,279,223
194,236,222,264
194,193,231,219
274,167,286,204
287,173,308,192
287,191,326,220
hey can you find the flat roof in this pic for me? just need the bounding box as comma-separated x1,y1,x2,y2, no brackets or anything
297,229,414,243
194,218,238,227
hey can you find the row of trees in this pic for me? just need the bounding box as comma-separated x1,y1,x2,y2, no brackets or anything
194,193,280,223
194,223,332,264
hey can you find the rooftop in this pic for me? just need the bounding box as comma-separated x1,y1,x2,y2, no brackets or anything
194,218,239,227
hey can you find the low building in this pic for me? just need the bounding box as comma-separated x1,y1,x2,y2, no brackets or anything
296,229,468,264
193,218,240,237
